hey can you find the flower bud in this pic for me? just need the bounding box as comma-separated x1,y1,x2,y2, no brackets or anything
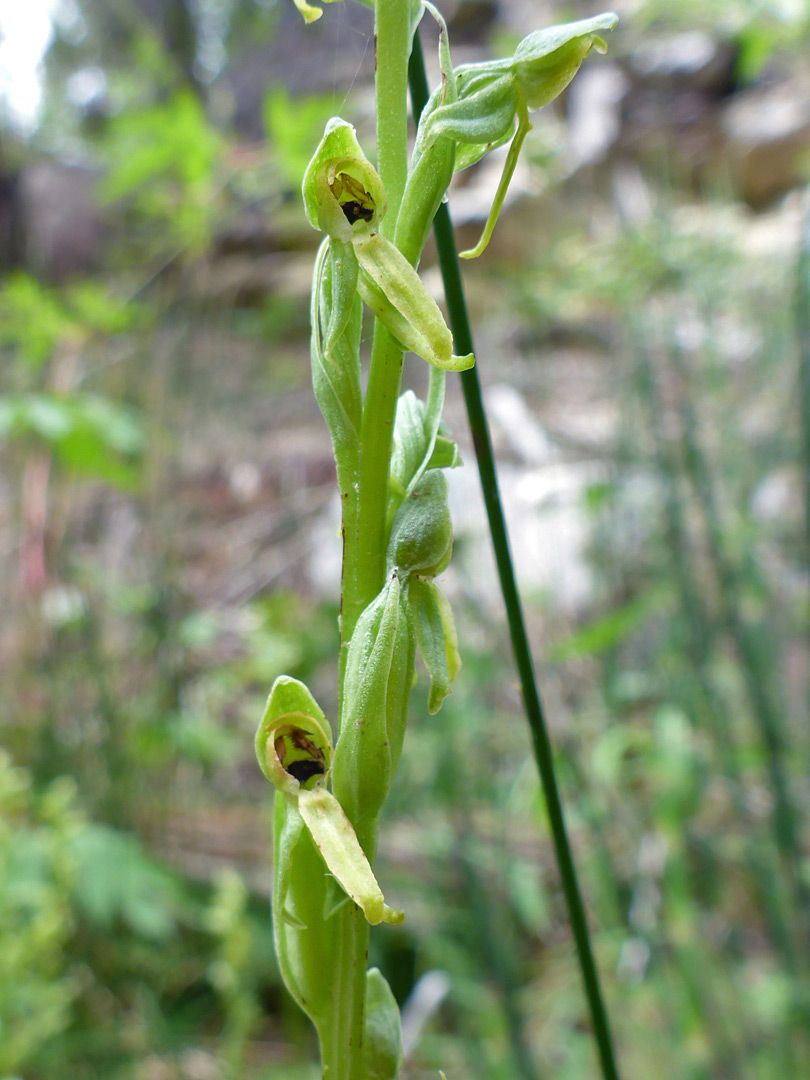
512,13,618,109
387,469,452,580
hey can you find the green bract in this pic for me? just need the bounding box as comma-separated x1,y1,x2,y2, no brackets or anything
332,573,414,829
365,968,404,1080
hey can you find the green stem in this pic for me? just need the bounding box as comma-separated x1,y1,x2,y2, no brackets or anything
320,905,370,1080
374,0,410,238
351,323,404,637
345,0,412,641
408,31,623,1080
328,5,413,1079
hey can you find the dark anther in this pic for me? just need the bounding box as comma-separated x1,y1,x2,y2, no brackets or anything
341,200,375,224
287,759,325,784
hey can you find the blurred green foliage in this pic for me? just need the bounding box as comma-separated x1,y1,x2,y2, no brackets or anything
0,753,80,1076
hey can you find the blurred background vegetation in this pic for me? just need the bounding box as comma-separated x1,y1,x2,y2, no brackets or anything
2,0,810,1077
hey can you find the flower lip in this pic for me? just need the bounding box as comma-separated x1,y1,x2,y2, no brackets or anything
325,159,384,233
258,709,333,793
274,721,328,789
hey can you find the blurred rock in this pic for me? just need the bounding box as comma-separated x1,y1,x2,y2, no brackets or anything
722,82,810,206
443,0,499,42
628,31,738,95
21,160,106,282
485,383,557,466
226,0,374,138
567,62,627,169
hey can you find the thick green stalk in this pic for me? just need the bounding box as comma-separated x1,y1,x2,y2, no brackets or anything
319,905,370,1080
374,0,410,238
408,31,623,1080
346,0,412,642
326,5,413,1079
350,324,404,637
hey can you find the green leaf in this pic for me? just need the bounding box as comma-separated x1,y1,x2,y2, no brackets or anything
71,825,181,940
99,89,221,202
0,392,144,489
0,273,77,369
264,87,338,188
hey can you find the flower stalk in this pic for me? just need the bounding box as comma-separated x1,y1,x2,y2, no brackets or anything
257,4,618,1077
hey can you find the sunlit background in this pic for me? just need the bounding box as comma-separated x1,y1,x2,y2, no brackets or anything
3,1,810,1077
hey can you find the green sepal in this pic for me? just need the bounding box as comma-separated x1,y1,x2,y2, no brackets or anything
302,118,386,240
354,232,473,371
390,390,431,502
387,470,453,580
513,13,618,108
298,787,404,926
325,237,359,357
365,968,404,1080
418,72,517,169
272,794,338,1027
408,576,461,714
311,239,362,493
388,391,461,521
274,795,306,926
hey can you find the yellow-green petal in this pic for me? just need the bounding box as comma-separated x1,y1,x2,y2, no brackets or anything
298,787,405,926
354,232,474,371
